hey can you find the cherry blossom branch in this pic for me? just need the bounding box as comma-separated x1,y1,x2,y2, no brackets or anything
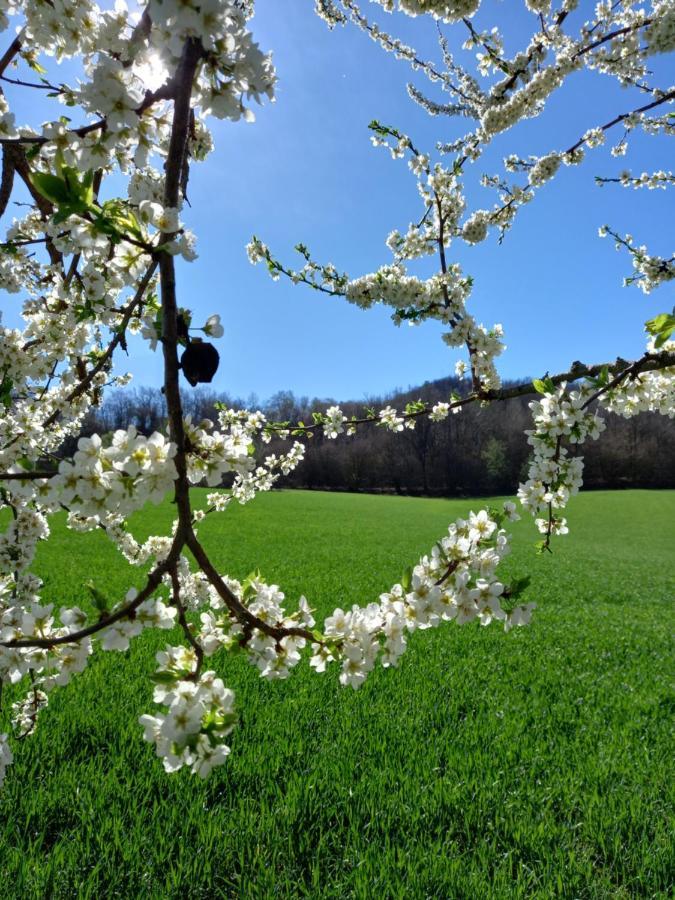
186,531,318,645
0,75,62,90
0,80,179,146
9,146,61,265
0,553,177,649
154,37,317,652
159,37,202,531
580,352,654,410
461,18,509,75
337,0,476,107
576,19,653,59
40,260,159,429
496,10,570,95
565,87,675,156
261,349,675,437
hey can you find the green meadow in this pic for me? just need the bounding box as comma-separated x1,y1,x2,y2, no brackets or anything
0,489,673,899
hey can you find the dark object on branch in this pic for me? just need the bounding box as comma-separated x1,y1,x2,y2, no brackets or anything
180,340,219,386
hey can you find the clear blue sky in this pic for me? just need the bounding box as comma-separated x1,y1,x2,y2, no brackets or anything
6,2,674,402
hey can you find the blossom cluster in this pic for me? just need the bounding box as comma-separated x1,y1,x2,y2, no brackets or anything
371,0,481,23
518,385,606,540
601,340,675,419
600,170,675,191
481,58,579,138
140,668,237,778
599,227,675,295
0,574,177,784
47,429,177,521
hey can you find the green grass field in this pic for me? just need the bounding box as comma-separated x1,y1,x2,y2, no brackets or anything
0,489,673,899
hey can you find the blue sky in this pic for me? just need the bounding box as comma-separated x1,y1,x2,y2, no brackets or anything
5,1,674,402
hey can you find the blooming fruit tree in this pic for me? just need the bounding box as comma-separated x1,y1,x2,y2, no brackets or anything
0,0,673,786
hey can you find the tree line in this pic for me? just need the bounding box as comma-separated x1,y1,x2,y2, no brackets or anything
70,377,675,496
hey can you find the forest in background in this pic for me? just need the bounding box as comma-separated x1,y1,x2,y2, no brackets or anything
70,376,675,496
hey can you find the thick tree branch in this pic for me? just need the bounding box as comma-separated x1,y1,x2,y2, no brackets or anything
0,144,16,220
186,531,318,645
0,31,24,78
159,37,203,531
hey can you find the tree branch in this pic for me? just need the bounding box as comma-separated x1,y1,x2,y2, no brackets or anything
565,87,675,156
41,260,158,429
262,349,675,436
0,549,178,649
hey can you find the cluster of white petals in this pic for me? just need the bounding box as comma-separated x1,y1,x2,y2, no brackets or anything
645,1,675,54
140,669,236,777
372,0,480,23
599,227,675,294
602,341,675,418
528,153,562,187
48,429,176,520
518,385,605,539
610,170,675,190
202,509,528,678
481,59,579,137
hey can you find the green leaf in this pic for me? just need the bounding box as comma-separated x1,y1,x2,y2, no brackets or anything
533,377,555,395
30,172,71,205
645,312,675,348
405,400,425,415
86,580,110,614
645,312,672,333
655,330,674,349
586,365,610,390
507,576,531,598
63,166,95,206
149,671,179,685
27,58,47,75
485,506,504,529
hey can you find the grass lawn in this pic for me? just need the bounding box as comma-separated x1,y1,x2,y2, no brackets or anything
0,489,673,898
